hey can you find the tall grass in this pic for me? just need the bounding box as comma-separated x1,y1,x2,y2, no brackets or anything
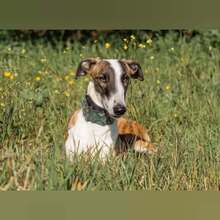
0,32,219,190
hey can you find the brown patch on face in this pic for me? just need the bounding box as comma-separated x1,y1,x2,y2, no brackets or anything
91,60,116,99
76,58,110,78
119,59,144,81
76,58,117,98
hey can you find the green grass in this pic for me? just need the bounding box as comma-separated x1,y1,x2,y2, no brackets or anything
0,32,220,190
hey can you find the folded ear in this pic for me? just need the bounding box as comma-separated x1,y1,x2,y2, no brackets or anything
75,58,98,79
120,59,144,81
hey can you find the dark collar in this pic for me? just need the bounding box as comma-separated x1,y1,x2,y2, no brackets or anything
81,95,115,126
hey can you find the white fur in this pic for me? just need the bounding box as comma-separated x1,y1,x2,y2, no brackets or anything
102,59,125,116
65,110,118,160
65,59,125,160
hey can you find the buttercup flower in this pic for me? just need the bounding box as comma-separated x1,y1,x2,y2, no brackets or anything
3,71,12,78
165,85,171,91
64,75,70,81
130,35,136,40
40,58,47,63
104,42,111,49
68,80,75,86
21,49,26,54
123,44,128,50
146,38,152,45
35,76,41,81
64,91,70,97
138,43,146,49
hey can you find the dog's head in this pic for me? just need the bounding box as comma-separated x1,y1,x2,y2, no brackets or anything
76,58,144,118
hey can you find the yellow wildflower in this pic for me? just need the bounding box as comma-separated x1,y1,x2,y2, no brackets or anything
123,44,128,50
21,49,26,54
165,85,171,91
3,71,12,78
64,91,70,97
138,43,146,49
64,75,70,81
104,42,111,49
54,90,59,94
170,47,175,52
40,58,47,63
130,35,136,40
174,113,177,118
69,71,75,76
10,75,15,80
156,80,160,85
146,38,152,45
150,56,154,60
0,103,5,107
68,79,75,86
123,38,128,43
35,76,41,81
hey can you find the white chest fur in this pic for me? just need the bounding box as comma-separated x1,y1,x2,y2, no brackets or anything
65,110,118,159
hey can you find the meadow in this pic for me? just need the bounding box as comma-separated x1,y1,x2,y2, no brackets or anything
0,31,220,190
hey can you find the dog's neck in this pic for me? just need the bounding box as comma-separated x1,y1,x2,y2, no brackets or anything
81,81,115,126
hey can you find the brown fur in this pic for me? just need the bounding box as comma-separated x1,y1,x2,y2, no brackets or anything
115,117,157,154
65,112,157,155
120,59,144,80
83,58,110,78
64,110,79,140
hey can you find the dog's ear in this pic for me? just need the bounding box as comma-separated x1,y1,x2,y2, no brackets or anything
75,58,98,79
120,59,144,81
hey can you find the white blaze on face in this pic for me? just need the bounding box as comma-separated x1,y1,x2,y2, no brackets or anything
104,59,125,115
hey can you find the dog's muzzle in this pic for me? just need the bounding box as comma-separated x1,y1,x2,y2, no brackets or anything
113,104,126,117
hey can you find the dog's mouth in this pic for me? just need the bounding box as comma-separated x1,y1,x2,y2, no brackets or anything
110,112,125,119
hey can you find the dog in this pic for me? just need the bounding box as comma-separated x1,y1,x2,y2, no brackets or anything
64,58,157,160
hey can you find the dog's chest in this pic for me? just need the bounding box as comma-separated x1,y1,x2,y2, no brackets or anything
65,110,118,156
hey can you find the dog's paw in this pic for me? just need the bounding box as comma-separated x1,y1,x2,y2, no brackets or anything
134,140,157,154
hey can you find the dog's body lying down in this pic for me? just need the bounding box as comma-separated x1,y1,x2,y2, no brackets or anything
64,58,157,159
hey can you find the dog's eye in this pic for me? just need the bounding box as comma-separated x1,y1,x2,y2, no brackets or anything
98,74,108,83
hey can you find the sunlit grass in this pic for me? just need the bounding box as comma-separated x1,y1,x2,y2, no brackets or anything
0,33,220,190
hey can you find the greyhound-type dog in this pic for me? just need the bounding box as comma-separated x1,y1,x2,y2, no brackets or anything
64,58,157,159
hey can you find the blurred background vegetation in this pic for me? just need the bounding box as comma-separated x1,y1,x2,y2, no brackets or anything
0,30,220,48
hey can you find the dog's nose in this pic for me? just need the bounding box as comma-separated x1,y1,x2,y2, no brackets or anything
113,104,126,117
